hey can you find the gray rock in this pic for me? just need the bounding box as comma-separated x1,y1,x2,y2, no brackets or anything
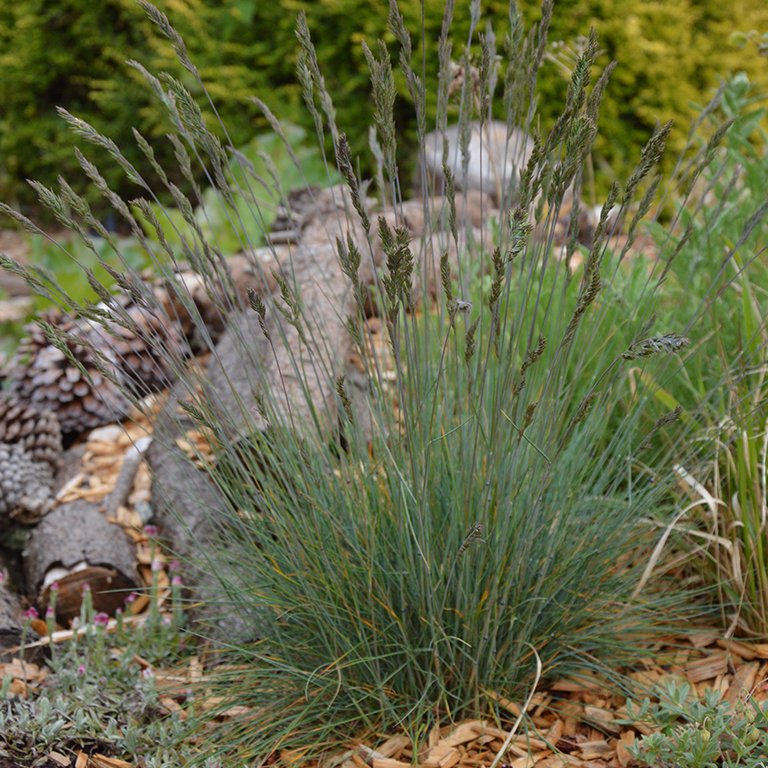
419,120,534,205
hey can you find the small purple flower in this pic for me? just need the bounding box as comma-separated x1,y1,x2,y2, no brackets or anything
169,560,180,572
24,606,39,621
0,572,4,583
81,583,90,593
144,524,158,537
151,558,164,572
124,591,139,605
50,581,59,592
46,606,54,618
172,575,183,587
115,607,122,616
94,612,109,627
77,664,86,675
142,667,155,680
162,615,173,626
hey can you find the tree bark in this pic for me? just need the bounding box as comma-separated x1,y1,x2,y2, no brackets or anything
24,500,139,626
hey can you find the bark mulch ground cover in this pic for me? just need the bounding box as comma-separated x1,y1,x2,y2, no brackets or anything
2,401,765,767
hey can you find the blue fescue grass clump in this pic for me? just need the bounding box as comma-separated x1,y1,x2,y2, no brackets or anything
1,0,767,763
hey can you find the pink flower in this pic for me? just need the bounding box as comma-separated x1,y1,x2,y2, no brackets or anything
115,607,122,616
24,606,39,621
172,575,183,587
81,583,90,593
151,558,163,572
142,667,155,679
169,561,180,572
162,615,173,626
94,612,109,627
0,572,4,583
77,664,86,675
50,581,59,592
144,524,158,537
124,591,139,604
46,606,54,618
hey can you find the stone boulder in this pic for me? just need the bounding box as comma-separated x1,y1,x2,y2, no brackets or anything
419,120,534,205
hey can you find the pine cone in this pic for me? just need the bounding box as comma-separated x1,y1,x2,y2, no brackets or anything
98,299,185,394
4,304,185,437
0,400,61,467
0,397,62,528
4,311,131,437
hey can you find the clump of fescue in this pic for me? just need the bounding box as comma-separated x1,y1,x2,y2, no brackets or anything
2,0,766,764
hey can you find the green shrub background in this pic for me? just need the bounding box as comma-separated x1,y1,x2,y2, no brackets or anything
0,0,766,221
533,0,768,184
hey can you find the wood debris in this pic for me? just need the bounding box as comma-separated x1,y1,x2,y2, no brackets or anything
76,752,133,768
56,411,155,508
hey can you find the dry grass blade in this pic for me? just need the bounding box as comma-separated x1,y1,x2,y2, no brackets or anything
488,645,542,768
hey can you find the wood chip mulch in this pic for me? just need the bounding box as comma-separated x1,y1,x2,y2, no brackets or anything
260,636,768,768
4,389,768,767
6,631,767,768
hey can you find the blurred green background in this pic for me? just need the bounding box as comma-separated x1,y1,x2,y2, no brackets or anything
0,0,766,223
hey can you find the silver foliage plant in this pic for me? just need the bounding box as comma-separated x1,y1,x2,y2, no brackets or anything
1,0,765,760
